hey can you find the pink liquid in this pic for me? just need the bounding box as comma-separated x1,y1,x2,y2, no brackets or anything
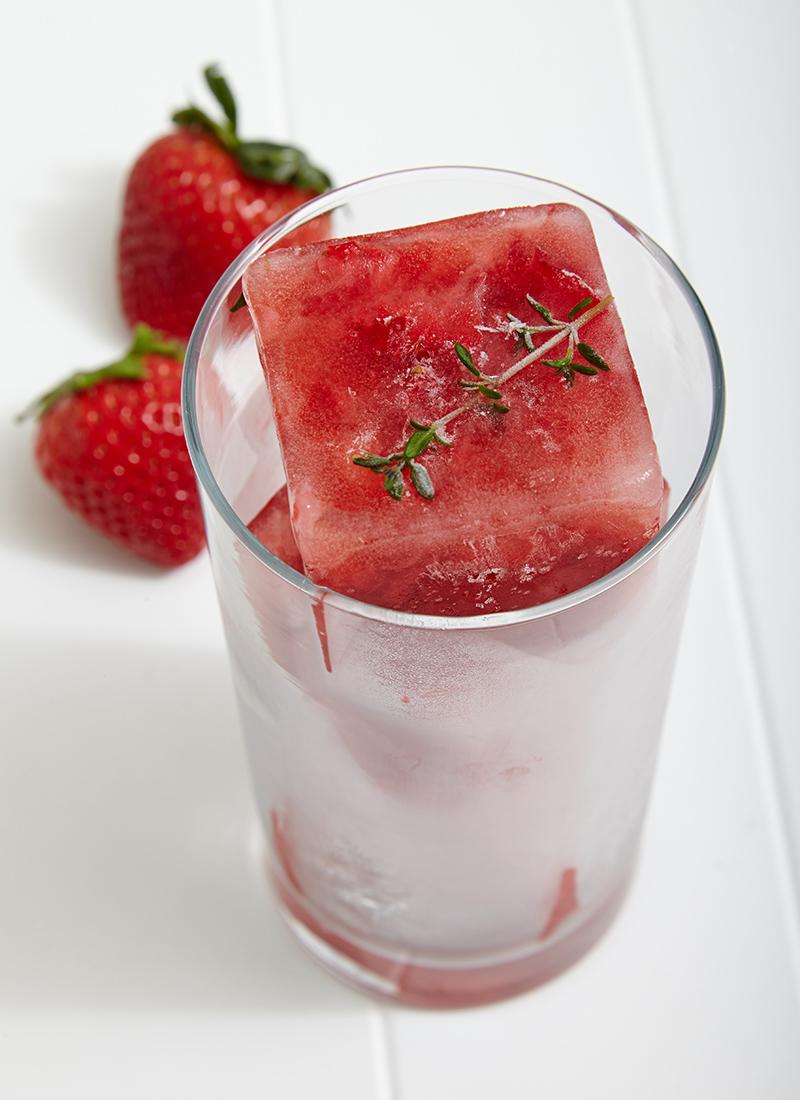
237,485,660,1005
269,810,632,1008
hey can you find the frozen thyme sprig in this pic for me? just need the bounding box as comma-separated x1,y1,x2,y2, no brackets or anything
502,294,612,387
352,292,613,501
352,421,452,501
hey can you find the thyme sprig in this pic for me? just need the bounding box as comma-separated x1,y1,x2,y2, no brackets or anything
352,420,451,500
501,294,611,387
352,292,613,501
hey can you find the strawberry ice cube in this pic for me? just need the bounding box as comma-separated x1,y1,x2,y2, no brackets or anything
243,205,663,615
249,486,302,573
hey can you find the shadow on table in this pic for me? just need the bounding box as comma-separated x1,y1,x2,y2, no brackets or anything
22,160,128,343
0,638,355,1013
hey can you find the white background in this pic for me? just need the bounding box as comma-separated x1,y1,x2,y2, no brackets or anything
1,1,799,1096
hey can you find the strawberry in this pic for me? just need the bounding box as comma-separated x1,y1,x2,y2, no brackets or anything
118,65,332,340
20,325,204,567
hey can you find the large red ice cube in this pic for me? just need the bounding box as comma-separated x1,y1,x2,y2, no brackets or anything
244,205,663,615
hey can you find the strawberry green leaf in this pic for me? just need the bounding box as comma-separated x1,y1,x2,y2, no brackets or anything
16,325,182,422
174,66,332,192
236,142,331,192
171,106,214,131
130,324,184,360
171,105,232,148
203,64,237,130
16,360,148,422
292,161,333,194
236,141,303,182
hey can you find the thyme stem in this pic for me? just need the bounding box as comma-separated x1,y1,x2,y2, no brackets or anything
431,295,613,435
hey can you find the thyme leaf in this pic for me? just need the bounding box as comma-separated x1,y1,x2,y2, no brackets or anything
384,466,405,500
526,295,555,324
568,296,593,320
409,461,435,500
454,342,480,377
577,342,610,371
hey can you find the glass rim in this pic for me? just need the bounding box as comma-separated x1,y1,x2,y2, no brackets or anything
182,165,725,631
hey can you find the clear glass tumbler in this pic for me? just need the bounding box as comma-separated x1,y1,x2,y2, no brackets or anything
182,167,724,1008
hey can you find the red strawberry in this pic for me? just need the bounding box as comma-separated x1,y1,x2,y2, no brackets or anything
20,325,204,566
118,65,332,340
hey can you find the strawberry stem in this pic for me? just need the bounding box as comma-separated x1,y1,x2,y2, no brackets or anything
16,324,183,422
172,64,332,193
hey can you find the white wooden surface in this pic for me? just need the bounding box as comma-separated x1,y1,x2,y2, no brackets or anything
2,1,798,1096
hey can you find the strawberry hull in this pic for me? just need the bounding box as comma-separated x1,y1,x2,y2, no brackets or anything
118,64,333,341
243,204,664,615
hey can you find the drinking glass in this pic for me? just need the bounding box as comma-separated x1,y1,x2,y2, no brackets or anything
182,167,724,1007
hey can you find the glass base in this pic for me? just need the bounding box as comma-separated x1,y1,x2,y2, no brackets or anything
271,869,632,1009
